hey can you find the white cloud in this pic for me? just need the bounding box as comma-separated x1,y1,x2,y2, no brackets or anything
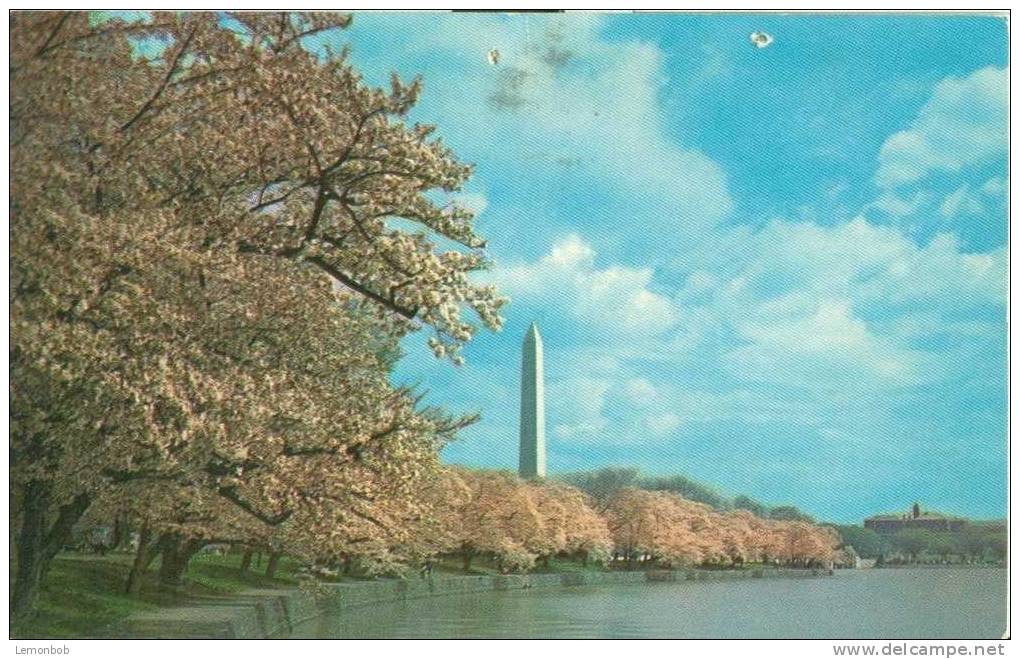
552,420,608,440
981,176,1006,196
856,232,1005,305
549,376,610,440
690,217,1006,389
644,412,681,436
549,374,684,442
346,13,733,244
875,66,1007,188
454,192,489,216
501,234,679,337
725,298,924,386
622,378,657,404
870,190,929,216
938,184,984,218
714,217,1004,307
504,215,1004,445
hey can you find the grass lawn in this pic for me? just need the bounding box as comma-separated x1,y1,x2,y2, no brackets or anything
10,550,300,639
12,551,619,638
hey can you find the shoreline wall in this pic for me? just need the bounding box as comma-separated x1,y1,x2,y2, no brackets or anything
109,567,832,639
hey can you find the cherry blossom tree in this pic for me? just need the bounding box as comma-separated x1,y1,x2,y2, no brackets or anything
11,10,503,616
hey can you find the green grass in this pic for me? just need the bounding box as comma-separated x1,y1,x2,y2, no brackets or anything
12,551,618,638
10,550,300,639
183,552,300,592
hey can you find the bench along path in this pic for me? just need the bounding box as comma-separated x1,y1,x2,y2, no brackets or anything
107,568,833,639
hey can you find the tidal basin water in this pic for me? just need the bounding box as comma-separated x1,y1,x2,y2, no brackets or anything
292,568,1007,639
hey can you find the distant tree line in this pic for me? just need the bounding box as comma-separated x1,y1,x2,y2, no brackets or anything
561,468,816,522
828,524,1006,565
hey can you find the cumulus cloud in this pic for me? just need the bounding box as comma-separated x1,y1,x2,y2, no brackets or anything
336,12,733,248
644,412,682,436
491,215,1004,446
549,376,610,440
724,299,927,387
939,184,984,218
549,373,685,442
623,378,658,404
657,216,1005,392
500,234,679,337
875,66,1007,189
870,190,929,217
981,176,1006,196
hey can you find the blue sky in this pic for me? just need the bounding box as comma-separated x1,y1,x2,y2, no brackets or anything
310,12,1007,523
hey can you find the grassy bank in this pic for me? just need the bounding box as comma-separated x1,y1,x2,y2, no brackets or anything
12,552,789,639
10,551,301,639
13,551,620,638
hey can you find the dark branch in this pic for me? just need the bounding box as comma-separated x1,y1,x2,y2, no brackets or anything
303,255,418,320
120,28,196,133
217,486,293,526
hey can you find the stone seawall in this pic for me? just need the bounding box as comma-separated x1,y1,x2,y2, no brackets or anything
109,567,832,639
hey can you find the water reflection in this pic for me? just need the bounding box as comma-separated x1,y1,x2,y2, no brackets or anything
292,568,1007,639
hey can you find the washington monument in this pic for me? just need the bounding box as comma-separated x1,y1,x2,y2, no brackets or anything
519,322,546,479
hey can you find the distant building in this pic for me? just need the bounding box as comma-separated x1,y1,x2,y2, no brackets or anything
863,502,968,535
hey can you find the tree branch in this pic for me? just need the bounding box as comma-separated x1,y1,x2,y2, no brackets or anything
120,28,196,133
217,485,293,526
303,255,418,319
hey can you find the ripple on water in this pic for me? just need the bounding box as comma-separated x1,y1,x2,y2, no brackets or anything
291,569,1007,639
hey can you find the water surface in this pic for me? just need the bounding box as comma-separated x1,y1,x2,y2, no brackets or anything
292,568,1007,639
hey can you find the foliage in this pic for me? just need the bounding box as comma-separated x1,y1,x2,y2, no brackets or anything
829,525,889,559
767,506,816,523
10,9,504,617
891,529,938,560
732,495,769,518
831,524,1007,564
604,488,838,568
638,475,729,511
560,467,639,513
422,469,612,571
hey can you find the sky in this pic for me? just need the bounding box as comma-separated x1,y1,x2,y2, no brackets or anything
309,12,1008,524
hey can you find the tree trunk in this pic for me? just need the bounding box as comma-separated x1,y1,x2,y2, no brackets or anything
11,481,51,619
111,513,125,551
239,548,253,573
11,482,91,620
158,536,204,586
125,523,153,595
265,551,283,579
462,551,473,572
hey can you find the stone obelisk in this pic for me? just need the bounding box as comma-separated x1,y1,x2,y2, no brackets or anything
519,322,546,479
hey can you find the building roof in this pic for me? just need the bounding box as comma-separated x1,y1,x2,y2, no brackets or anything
865,511,966,522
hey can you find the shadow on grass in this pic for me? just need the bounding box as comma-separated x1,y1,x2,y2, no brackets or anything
10,552,298,639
